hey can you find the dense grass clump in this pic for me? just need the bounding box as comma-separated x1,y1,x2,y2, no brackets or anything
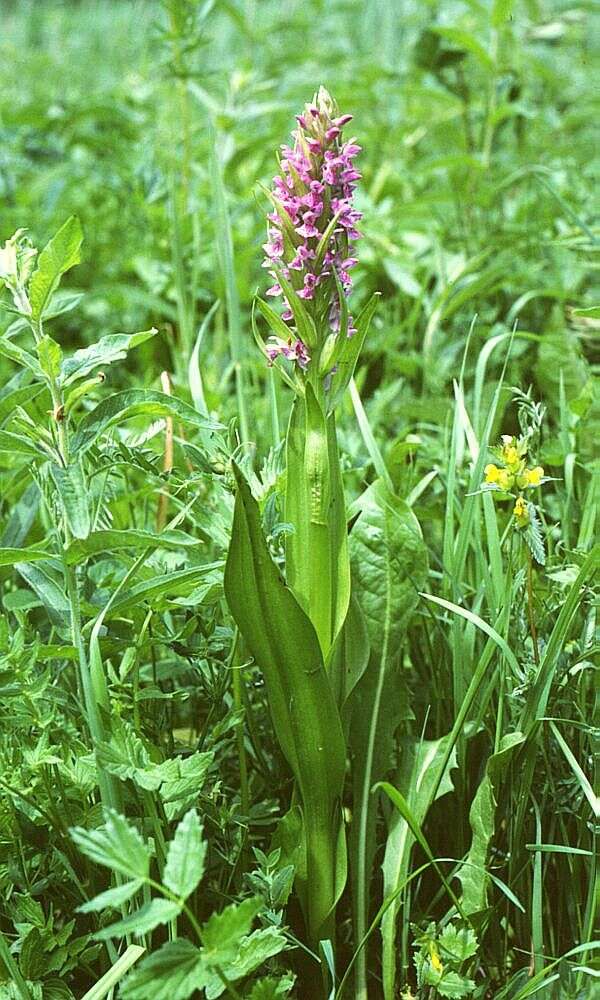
0,2,597,998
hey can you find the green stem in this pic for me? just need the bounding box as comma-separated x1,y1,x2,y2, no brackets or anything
229,627,249,818
0,928,33,1000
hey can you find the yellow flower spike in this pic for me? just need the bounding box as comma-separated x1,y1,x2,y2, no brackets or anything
484,463,501,484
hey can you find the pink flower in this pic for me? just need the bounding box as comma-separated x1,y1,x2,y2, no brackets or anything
261,86,363,366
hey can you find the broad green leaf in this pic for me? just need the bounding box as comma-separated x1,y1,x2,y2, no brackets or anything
78,879,144,914
93,898,181,940
120,939,206,1000
382,733,458,1000
64,528,201,565
50,461,91,540
224,464,346,942
61,329,158,385
439,924,478,963
29,217,83,321
204,926,288,999
163,809,206,899
36,335,62,380
346,478,427,995
70,809,150,880
201,897,261,969
71,389,222,453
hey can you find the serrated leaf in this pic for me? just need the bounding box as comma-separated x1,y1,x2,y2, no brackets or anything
50,461,91,540
29,217,83,321
201,897,261,968
36,335,62,380
204,926,288,999
246,976,296,1000
78,879,144,914
525,502,545,565
93,898,181,940
70,389,222,454
423,967,476,998
439,924,479,962
120,939,207,1000
163,809,206,900
70,809,150,880
61,329,158,385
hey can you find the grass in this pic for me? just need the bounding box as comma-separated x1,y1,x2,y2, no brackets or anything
0,1,598,998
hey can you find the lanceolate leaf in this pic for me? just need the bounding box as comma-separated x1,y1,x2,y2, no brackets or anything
78,879,144,914
163,809,206,900
459,732,525,914
29,216,83,321
224,464,346,942
93,898,181,941
71,389,222,454
50,460,91,540
61,329,158,385
328,292,379,412
381,734,459,1000
64,528,201,565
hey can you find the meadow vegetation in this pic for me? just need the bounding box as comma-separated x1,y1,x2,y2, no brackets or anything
0,1,598,998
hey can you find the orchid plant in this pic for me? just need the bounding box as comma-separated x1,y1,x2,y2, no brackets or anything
225,89,380,959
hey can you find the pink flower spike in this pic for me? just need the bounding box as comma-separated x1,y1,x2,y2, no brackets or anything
325,126,340,141
265,283,282,297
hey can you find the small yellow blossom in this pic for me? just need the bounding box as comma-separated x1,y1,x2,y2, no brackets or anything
525,466,544,487
429,943,443,973
514,496,529,526
485,464,512,490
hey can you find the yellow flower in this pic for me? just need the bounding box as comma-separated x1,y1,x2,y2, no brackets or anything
524,466,544,487
429,943,443,974
485,464,513,490
514,496,529,526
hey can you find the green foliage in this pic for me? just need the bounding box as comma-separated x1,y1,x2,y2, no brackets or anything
0,2,597,998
